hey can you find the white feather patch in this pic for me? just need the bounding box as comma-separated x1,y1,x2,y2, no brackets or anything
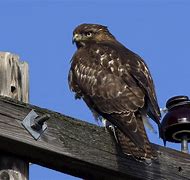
96,49,100,54
108,60,114,65
100,54,107,61
110,67,114,72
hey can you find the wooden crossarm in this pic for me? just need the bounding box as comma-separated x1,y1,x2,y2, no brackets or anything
0,96,189,180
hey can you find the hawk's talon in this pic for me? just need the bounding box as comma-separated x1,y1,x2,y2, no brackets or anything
102,118,118,143
108,124,119,143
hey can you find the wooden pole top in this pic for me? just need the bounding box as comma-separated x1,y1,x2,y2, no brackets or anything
0,52,29,180
0,51,29,103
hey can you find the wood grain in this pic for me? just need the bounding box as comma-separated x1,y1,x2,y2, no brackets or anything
0,52,29,180
0,96,189,179
0,52,29,103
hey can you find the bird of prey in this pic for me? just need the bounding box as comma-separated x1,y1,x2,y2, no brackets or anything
68,23,163,160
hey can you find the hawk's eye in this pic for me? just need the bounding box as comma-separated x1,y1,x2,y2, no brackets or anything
85,32,92,37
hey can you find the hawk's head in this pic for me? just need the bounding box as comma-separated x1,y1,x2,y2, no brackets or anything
72,23,116,48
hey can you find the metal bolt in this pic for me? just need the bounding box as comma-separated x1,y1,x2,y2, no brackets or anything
31,114,50,131
181,135,189,153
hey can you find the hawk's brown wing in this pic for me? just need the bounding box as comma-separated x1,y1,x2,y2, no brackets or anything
119,47,162,138
123,49,161,122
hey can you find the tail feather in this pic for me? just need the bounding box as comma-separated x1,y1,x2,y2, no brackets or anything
116,129,156,160
114,113,157,160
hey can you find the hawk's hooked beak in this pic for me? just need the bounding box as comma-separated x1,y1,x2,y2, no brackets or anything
72,34,82,44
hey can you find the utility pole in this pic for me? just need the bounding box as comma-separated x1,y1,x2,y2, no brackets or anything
0,52,29,180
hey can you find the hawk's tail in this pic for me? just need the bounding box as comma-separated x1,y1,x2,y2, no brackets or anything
115,115,157,160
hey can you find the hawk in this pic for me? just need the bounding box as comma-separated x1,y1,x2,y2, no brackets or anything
68,23,163,160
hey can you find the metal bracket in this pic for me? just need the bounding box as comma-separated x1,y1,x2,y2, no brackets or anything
22,110,50,140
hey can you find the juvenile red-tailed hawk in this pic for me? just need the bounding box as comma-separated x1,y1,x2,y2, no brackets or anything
68,23,163,160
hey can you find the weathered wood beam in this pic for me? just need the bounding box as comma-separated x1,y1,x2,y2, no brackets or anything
0,96,189,180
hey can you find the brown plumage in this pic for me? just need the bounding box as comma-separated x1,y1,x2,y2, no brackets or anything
68,23,163,160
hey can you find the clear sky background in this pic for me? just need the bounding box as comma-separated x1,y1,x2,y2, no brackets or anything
1,0,190,179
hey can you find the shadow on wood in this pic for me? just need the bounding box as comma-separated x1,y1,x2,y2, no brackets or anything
0,96,189,179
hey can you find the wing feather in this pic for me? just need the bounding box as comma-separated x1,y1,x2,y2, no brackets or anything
123,50,161,124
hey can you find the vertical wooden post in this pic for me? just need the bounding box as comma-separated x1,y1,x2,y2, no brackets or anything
0,52,29,180
0,52,29,102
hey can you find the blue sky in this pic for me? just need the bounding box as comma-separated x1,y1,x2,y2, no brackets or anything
1,0,190,179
